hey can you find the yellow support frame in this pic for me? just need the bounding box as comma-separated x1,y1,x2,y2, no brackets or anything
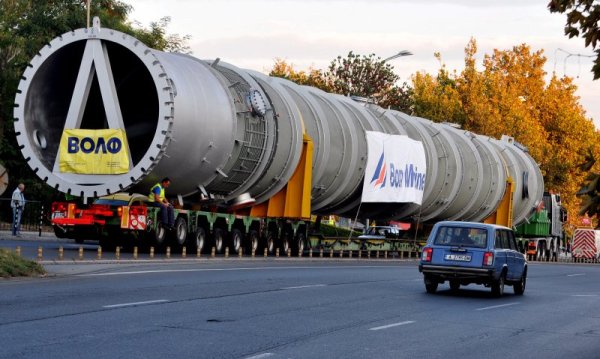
248,133,313,220
484,177,514,228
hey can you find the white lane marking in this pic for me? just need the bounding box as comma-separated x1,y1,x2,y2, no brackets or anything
567,273,585,277
572,294,599,297
245,353,274,359
78,265,403,277
369,320,415,331
476,302,520,311
282,284,327,290
103,299,169,308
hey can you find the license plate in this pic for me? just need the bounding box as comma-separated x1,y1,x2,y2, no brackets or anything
445,254,471,262
52,212,65,219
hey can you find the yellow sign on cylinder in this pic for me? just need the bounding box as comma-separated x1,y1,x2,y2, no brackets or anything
58,129,130,174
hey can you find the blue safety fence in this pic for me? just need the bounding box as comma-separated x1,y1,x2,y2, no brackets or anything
0,198,52,235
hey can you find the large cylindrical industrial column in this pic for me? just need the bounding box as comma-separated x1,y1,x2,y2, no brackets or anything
13,23,544,225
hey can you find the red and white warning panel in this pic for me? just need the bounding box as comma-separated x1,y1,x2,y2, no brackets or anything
120,206,147,230
572,229,600,259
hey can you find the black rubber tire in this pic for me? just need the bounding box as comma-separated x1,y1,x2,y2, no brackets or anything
214,228,225,254
492,273,505,297
193,227,206,253
155,223,167,247
248,230,259,254
230,229,242,254
449,280,460,291
265,231,276,254
424,276,438,294
280,232,291,253
53,226,67,239
99,237,116,251
514,271,526,295
294,232,306,255
173,217,187,247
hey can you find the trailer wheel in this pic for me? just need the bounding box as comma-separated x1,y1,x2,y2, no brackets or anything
214,228,225,253
193,227,206,253
294,232,306,255
265,231,276,254
536,243,545,261
99,236,116,251
248,230,259,254
173,217,187,246
155,223,167,247
230,229,242,254
280,232,291,253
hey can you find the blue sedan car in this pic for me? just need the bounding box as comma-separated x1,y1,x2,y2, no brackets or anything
418,221,527,296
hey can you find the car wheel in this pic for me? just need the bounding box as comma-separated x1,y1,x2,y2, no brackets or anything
449,280,460,291
492,272,505,297
514,271,526,295
424,276,438,294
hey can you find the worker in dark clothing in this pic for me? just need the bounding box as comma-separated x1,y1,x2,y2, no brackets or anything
149,177,174,229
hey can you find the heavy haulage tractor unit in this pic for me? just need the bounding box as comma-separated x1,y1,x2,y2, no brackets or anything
14,19,557,254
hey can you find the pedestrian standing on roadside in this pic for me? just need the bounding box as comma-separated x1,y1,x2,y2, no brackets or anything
11,183,25,236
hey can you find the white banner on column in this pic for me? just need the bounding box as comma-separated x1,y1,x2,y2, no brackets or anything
361,131,427,204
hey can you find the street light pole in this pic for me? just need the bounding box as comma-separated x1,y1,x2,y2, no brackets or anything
383,50,413,62
87,0,92,28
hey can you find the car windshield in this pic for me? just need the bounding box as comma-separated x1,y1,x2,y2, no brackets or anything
365,227,397,236
433,226,487,248
93,199,129,206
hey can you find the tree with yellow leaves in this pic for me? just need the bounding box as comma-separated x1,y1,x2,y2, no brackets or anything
412,38,600,228
269,59,331,92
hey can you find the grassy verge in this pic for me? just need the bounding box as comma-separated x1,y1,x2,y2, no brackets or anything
0,249,46,278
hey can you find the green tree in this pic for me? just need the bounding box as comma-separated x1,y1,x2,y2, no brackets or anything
548,0,600,79
325,51,412,112
269,54,413,112
132,16,191,54
0,0,190,202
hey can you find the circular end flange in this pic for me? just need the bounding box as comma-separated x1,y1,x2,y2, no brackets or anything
13,27,174,198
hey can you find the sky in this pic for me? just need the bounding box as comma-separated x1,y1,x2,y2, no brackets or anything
124,0,599,128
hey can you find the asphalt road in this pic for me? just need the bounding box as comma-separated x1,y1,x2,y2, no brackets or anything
1,259,600,359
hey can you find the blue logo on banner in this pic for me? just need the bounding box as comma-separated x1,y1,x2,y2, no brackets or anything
370,152,387,189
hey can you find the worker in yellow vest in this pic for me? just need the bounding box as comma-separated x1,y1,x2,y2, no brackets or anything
149,177,174,230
